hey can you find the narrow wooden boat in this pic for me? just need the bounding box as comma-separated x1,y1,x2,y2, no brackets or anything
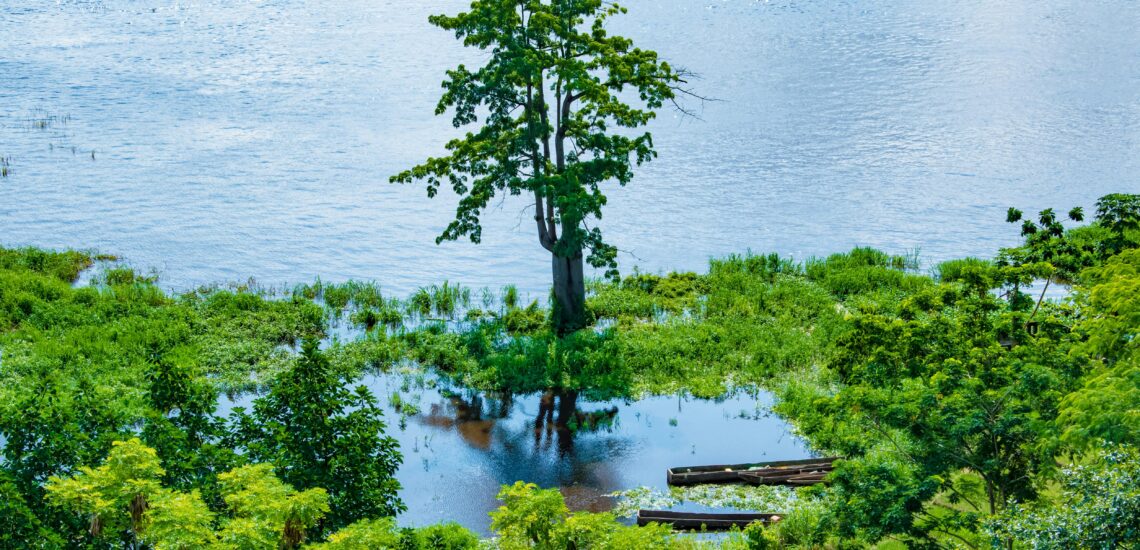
667,456,839,486
636,510,782,531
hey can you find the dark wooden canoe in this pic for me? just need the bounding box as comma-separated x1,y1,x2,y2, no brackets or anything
667,456,839,486
636,510,782,531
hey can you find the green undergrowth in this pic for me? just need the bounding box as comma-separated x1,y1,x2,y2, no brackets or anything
0,249,326,456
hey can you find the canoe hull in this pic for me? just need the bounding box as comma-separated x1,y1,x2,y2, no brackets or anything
636,510,780,531
667,457,839,486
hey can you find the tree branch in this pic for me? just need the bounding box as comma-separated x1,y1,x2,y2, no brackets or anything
534,191,554,251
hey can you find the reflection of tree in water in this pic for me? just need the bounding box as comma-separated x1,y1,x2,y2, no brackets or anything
417,387,625,512
534,391,619,455
420,390,513,449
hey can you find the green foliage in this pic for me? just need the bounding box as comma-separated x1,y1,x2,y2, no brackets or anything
1059,356,1140,448
393,0,692,332
490,482,684,550
0,467,65,548
776,267,1086,545
794,293,1077,543
405,319,630,399
410,523,481,549
230,338,405,533
935,257,995,284
141,345,239,506
502,300,547,335
0,246,327,542
1059,248,1140,448
217,463,331,549
312,517,480,550
45,438,165,539
987,445,1140,549
45,439,335,550
0,246,92,282
999,194,1140,287
1095,193,1140,256
143,488,216,550
490,482,570,548
1073,247,1140,362
314,518,403,549
404,249,861,399
588,271,704,320
406,282,471,319
804,247,928,298
741,498,832,550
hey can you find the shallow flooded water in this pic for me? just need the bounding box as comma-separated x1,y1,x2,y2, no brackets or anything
2,1,1138,297
222,371,809,533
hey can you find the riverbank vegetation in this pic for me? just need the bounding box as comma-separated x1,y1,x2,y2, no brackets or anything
1,194,1139,548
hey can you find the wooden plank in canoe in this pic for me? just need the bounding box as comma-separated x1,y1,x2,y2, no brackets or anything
741,464,834,478
739,469,829,486
667,456,839,485
787,474,828,486
636,510,782,531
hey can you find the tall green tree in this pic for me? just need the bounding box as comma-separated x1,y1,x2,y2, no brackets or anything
392,0,695,333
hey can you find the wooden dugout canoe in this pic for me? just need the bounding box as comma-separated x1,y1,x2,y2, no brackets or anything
666,456,839,486
636,510,782,531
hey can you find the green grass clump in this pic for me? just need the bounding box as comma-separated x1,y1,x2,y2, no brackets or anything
0,247,92,282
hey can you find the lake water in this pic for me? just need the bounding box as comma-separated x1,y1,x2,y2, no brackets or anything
2,0,1137,298
219,372,808,534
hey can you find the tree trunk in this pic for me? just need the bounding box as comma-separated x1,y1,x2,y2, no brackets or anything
551,250,587,334
536,391,555,431
555,390,578,428
555,390,578,455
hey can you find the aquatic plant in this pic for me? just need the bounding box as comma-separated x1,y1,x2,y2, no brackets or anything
25,110,70,131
